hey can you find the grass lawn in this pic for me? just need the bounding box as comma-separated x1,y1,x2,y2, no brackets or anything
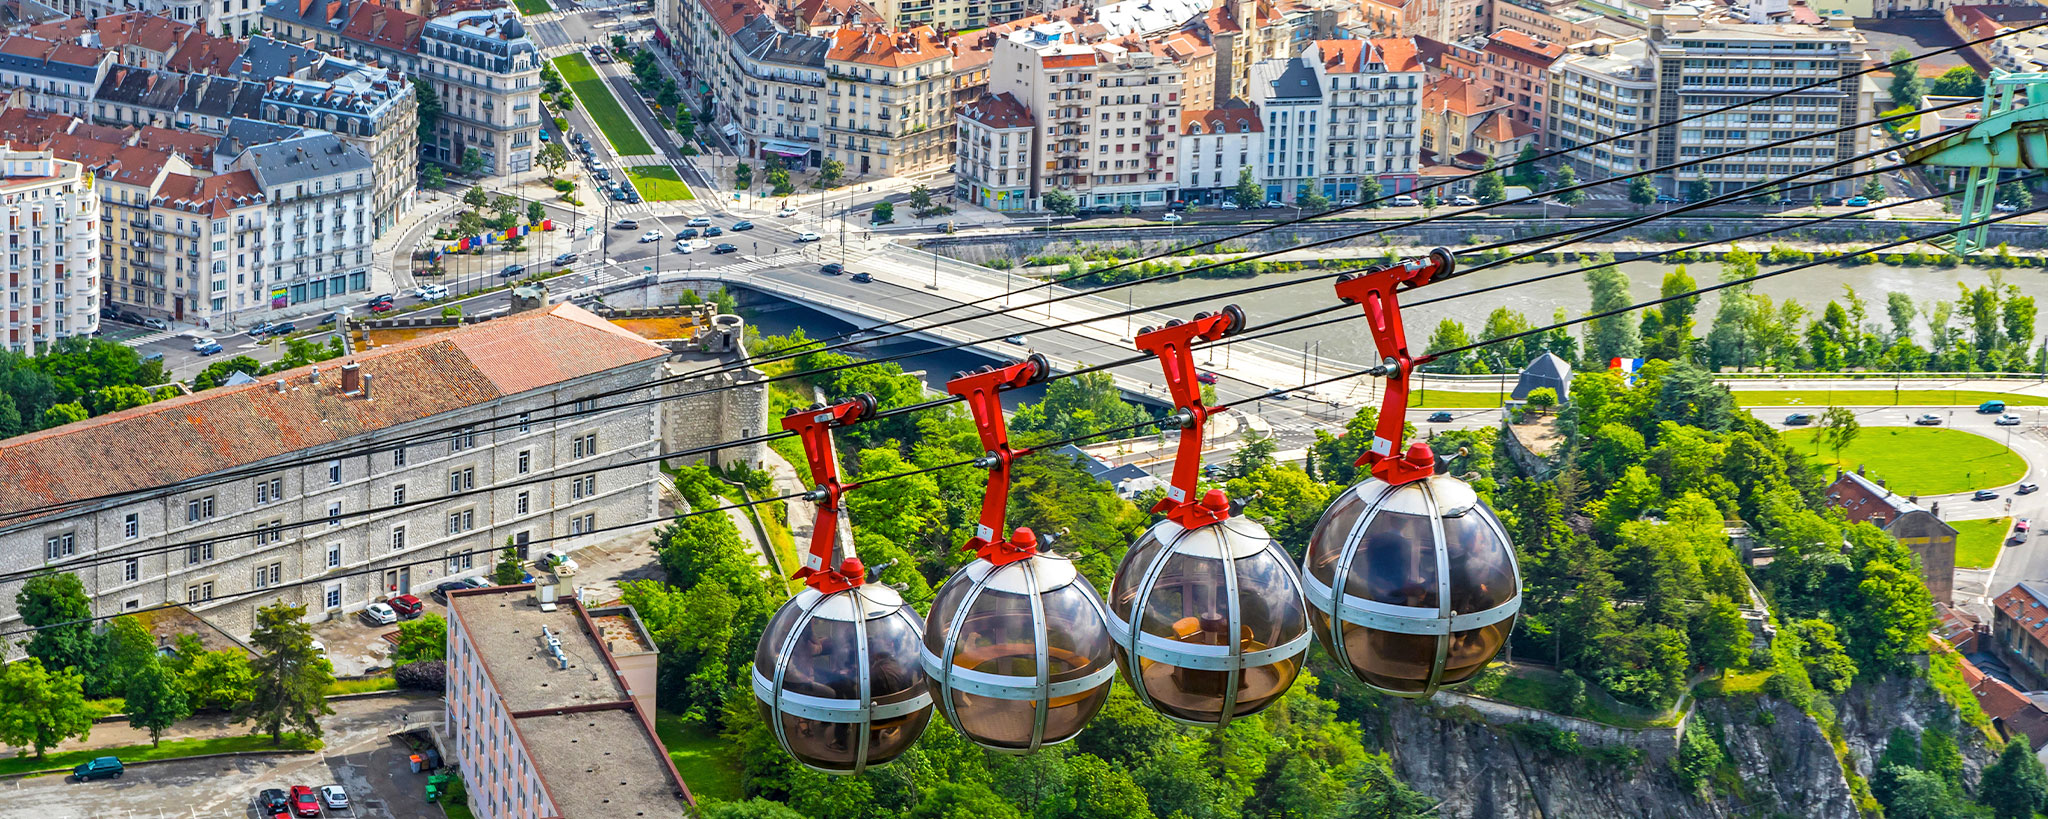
1783,426,2026,496
1953,517,2014,570
1696,669,1774,699
1728,389,2036,407
626,166,695,201
325,674,397,696
551,54,653,157
443,804,478,819
511,0,549,14
653,711,743,802
0,733,319,777
1410,389,1508,408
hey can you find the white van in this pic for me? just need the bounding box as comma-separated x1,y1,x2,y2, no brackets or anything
417,284,449,301
1390,195,1420,207
543,549,579,575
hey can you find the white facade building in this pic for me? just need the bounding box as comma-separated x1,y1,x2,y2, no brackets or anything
1303,38,1426,199
0,146,101,355
1547,36,1657,178
1250,55,1324,203
1177,101,1261,204
226,132,375,315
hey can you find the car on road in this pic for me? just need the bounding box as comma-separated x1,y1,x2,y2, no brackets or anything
1915,413,1943,425
1196,371,1219,385
2000,414,2024,426
1004,335,1026,345
639,230,662,242
778,206,800,217
432,580,470,603
197,341,224,356
1884,151,1901,163
850,271,872,283
595,168,612,180
687,216,712,227
389,594,424,619
361,603,397,625
1263,199,1284,208
1337,198,1359,207
553,252,578,267
1975,489,2001,501
1390,195,1420,207
1784,412,1812,425
416,284,450,300
1219,200,1239,210
2021,483,2041,495
732,220,755,231
612,190,632,201
820,262,844,275
246,320,274,337
500,264,528,279
143,317,167,330
705,226,723,236
676,228,699,240
1427,411,1455,422
1997,202,2021,213
1656,194,1684,204
613,219,639,230
1451,195,1478,206
71,757,122,782
267,321,295,337
2017,521,2032,544
539,129,549,142
190,336,216,351
1819,197,1845,207
368,301,396,313
797,231,821,242
367,293,395,307
1846,196,1871,207
1981,400,2008,413
1161,212,1182,223
292,785,321,817
1264,388,1293,400
712,243,738,254
673,241,693,254
595,50,613,63
319,785,349,811
1168,199,1188,211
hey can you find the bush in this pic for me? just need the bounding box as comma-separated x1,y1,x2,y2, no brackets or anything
395,661,446,691
553,179,575,193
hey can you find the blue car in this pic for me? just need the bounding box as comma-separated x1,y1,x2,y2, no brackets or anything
197,341,224,356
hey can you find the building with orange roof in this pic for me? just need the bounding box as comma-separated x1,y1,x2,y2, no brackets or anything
147,169,268,323
0,145,102,356
1419,72,1507,169
1994,583,2048,689
986,21,1185,210
1177,99,1259,204
1491,0,1613,48
0,33,117,119
1478,29,1562,135
1301,38,1426,198
955,91,1033,210
0,108,78,147
41,0,250,42
823,24,952,178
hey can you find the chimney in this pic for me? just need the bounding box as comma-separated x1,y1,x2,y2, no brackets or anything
340,361,362,394
275,379,287,393
361,373,373,400
310,364,320,384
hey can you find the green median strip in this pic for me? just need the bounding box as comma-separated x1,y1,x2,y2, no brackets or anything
512,0,550,14
552,54,654,157
1953,517,2014,570
626,166,695,201
1783,426,2026,496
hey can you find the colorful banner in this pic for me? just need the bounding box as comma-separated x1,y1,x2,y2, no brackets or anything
270,287,288,309
540,219,554,231
1608,357,1645,387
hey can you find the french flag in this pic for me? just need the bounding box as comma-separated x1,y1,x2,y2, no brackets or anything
1609,357,1645,387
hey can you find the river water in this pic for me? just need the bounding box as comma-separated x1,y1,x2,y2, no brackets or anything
1117,258,2037,367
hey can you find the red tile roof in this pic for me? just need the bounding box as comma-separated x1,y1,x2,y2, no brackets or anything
961,92,1033,128
165,34,247,74
1996,583,2048,655
0,304,669,519
1424,75,1491,117
701,0,767,38
151,170,265,217
134,127,220,167
1473,112,1537,142
826,24,946,68
340,3,425,55
1042,52,1097,69
1487,29,1565,64
1183,102,1262,133
0,109,77,148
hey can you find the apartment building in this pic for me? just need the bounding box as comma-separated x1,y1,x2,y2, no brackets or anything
990,22,1184,210
147,171,268,325
0,35,118,118
38,0,257,39
446,585,692,818
0,146,101,355
259,61,419,236
1478,30,1562,135
823,24,952,178
1491,0,1614,48
1303,38,1425,198
1249,56,1321,203
1995,582,2048,689
0,303,672,638
726,15,831,170
1648,17,1870,197
1177,100,1261,204
955,91,1034,211
224,132,374,312
1547,36,1656,178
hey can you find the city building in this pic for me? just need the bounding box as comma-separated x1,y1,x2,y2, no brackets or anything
0,303,673,638
954,91,1033,211
1491,0,1614,47
1994,582,2048,689
258,59,419,235
1477,29,1562,135
0,34,118,118
1947,5,2048,74
445,584,693,818
1250,55,1321,202
0,144,101,355
724,15,832,169
1547,36,1657,178
823,24,952,179
146,170,268,324
224,131,374,313
989,21,1185,210
1824,469,1957,605
1302,38,1426,198
1648,16,1870,198
1177,100,1260,205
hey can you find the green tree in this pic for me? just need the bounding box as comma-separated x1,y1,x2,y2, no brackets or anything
17,572,103,692
236,602,335,744
463,185,489,212
2003,289,2036,349
734,162,753,190
2000,181,2034,210
422,163,445,189
908,184,933,214
1673,725,1727,794
1011,371,1146,443
454,209,485,241
819,159,846,188
1300,189,1331,211
1889,49,1926,109
1526,386,1558,413
1819,405,1860,459
1059,754,1155,819
1928,66,1985,98
1042,188,1080,216
908,781,1023,819
0,658,93,758
1423,318,1476,373
1232,167,1264,209
1509,144,1544,187
1583,259,1639,362
872,201,895,222
40,401,86,428
1887,291,1918,344
1788,618,1857,693
495,537,527,584
413,78,441,146
123,657,191,747
179,648,256,712
103,615,158,687
1342,754,1436,818
460,147,485,175
1883,766,1962,819
1475,159,1506,204
1553,164,1584,205
1980,738,2048,819
391,613,448,666
1685,177,1713,203
1752,183,1781,208
1356,175,1383,208
90,383,156,415
701,799,813,819
1629,176,1657,208
526,200,547,226
537,142,568,180
1862,177,1888,202
1691,596,1749,673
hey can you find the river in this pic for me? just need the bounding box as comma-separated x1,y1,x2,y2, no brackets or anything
1116,258,2036,367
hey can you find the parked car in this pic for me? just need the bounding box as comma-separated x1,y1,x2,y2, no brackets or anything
2021,483,2040,495
267,321,295,337
712,243,738,254
71,757,123,782
1451,195,1478,206
687,216,712,227
797,231,821,242
1819,197,1845,206
1915,414,1942,425
292,785,321,817
1784,412,1812,425
850,272,873,283
1845,196,1872,207
1004,335,1027,346
389,594,424,619
1997,202,2022,213
197,341,224,356
319,785,350,811
1161,212,1183,223
462,576,494,588
190,336,216,351
433,580,470,603
732,220,755,231
676,228,699,240
639,230,662,243
1196,371,1219,385
258,788,289,812
1337,198,1359,207
1427,411,1455,423
1656,194,1684,204
499,264,528,279
361,603,397,625
1999,413,2024,426
1390,195,1420,207
1263,199,1284,208
674,241,693,254
1219,200,1240,210
247,320,274,337
143,317,167,330
1975,489,2001,501
612,219,639,230
543,549,579,575
820,262,844,275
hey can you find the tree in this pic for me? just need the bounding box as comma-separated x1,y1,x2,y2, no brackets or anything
1583,259,1639,362
537,142,569,180
1357,175,1383,208
1299,189,1331,211
1552,164,1583,206
1058,754,1155,819
91,383,156,415
413,78,442,147
872,201,895,222
1475,159,1506,204
1042,188,1079,216
1232,167,1264,209
123,657,191,747
1882,766,1961,819
391,613,448,666
734,162,753,190
1684,177,1712,203
1819,405,1860,459
0,658,93,758
463,185,489,212
1862,177,1888,202
178,647,256,712
526,200,547,226
103,615,158,688
821,160,846,188
1673,725,1727,794
1423,318,1476,373
1691,596,1749,672
454,210,485,241
1509,144,1544,187
908,183,933,214
236,602,335,744
490,194,520,222
1929,66,1985,98
1889,48,1926,109
40,401,85,428
1751,183,1781,208
17,572,103,692
1629,176,1657,208
495,537,527,584
657,80,682,111
2000,181,2033,210
1526,387,1558,414
1980,738,2048,819
460,147,485,175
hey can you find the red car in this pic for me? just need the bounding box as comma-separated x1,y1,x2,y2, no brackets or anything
1196,371,1220,385
290,785,320,817
389,594,424,619
368,301,396,313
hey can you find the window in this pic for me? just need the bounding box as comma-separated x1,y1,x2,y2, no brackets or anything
393,484,407,505
391,525,407,551
123,558,138,582
451,426,478,452
327,542,342,568
517,450,531,475
186,496,216,522
185,542,214,564
256,477,282,505
393,446,408,468
187,582,214,603
256,520,285,545
327,460,342,484
449,467,475,493
44,533,75,560
571,513,597,535
328,501,342,527
124,513,138,539
572,475,597,500
516,491,530,515
574,433,597,459
446,550,474,572
518,412,530,433
325,583,342,609
574,398,595,413
254,562,282,588
446,509,475,535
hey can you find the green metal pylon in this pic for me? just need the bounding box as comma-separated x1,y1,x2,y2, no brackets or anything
1902,70,2048,256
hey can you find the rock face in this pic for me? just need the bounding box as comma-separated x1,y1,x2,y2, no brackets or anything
1384,672,1991,819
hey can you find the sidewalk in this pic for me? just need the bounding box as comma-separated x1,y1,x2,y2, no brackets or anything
20,694,424,759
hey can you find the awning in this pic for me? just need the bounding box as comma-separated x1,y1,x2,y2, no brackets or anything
762,140,809,158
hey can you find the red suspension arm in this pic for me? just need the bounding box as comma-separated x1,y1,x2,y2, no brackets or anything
1135,305,1247,529
779,393,878,593
1332,247,1457,486
945,354,1052,566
